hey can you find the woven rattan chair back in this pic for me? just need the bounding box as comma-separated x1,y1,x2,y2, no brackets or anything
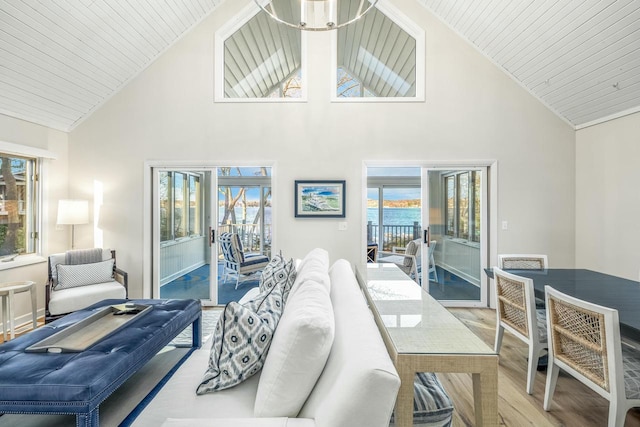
547,289,610,390
499,254,548,270
542,286,637,426
495,271,530,339
493,267,546,395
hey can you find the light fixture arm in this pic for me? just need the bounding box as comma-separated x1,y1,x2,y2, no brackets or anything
254,0,378,31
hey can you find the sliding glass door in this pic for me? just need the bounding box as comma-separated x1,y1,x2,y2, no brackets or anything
422,168,487,306
367,165,488,307
153,168,218,304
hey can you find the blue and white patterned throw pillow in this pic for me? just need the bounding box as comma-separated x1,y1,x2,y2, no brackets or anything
259,253,296,302
197,284,285,393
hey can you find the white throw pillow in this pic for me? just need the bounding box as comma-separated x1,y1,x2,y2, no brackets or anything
54,259,114,290
254,279,335,417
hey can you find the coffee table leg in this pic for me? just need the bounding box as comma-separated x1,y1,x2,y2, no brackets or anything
192,314,202,348
77,408,99,427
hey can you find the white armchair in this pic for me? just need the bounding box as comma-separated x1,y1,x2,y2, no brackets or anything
45,248,128,322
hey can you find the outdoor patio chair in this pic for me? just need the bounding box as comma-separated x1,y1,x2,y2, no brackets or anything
378,239,420,283
219,232,269,290
543,285,640,426
493,267,547,395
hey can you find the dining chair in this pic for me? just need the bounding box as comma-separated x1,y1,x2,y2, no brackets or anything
498,254,548,270
498,254,548,308
493,267,548,394
543,285,640,427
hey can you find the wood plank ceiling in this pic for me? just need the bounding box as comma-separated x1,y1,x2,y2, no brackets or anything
0,0,639,131
0,0,221,132
418,0,640,128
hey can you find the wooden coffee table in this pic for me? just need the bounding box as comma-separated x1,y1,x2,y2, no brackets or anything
0,298,201,427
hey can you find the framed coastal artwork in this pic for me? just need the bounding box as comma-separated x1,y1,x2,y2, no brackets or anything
294,180,346,218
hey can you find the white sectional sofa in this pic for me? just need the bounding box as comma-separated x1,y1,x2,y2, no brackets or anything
132,250,401,427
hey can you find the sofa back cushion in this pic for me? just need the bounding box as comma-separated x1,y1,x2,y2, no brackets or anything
289,248,330,298
298,260,400,427
254,279,334,417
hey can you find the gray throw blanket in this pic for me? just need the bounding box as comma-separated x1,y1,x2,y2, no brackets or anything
65,248,104,265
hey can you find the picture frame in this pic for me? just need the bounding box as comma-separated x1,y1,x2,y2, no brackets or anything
294,180,346,218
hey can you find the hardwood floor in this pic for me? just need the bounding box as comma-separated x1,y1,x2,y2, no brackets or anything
0,317,44,344
443,308,640,427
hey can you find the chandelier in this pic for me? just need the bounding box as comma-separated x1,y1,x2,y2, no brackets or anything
255,0,379,31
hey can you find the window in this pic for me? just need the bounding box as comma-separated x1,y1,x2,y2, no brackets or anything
335,1,424,100
216,7,304,100
0,153,38,256
159,172,203,242
444,171,481,242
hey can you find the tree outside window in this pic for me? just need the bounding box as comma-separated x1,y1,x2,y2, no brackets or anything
0,154,37,256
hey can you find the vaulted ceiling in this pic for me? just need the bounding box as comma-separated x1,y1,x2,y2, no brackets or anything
0,0,638,132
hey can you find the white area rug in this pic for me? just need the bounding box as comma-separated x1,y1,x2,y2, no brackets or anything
170,308,221,347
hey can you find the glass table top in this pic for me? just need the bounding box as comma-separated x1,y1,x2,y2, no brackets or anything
358,263,495,355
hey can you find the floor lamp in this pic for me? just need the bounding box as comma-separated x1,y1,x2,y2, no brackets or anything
57,199,89,249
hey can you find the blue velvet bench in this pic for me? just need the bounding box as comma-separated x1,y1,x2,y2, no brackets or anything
0,298,201,427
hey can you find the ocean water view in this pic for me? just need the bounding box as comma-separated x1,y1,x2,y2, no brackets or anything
219,207,421,227
367,207,421,226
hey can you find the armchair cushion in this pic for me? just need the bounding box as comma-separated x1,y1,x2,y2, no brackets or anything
54,259,115,290
48,281,126,316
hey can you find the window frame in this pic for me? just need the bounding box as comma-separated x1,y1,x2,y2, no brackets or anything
0,140,50,271
160,171,204,243
330,1,425,103
214,2,308,103
443,171,481,243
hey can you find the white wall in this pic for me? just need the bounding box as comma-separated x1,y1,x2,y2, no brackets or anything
0,114,69,321
68,0,576,298
576,112,640,281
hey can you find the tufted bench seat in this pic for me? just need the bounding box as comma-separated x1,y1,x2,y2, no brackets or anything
0,298,201,427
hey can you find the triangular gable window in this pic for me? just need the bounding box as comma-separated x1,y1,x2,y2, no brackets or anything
216,5,305,101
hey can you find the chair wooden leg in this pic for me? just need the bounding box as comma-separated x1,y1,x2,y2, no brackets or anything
543,361,560,411
494,325,504,353
526,345,540,395
608,398,627,427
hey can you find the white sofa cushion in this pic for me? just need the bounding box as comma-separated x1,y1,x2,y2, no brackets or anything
132,345,261,426
298,260,400,427
161,418,316,427
289,249,330,298
55,259,114,290
48,281,126,316
254,279,335,417
197,285,284,393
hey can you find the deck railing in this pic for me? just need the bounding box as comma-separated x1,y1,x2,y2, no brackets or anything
218,222,271,256
367,221,421,251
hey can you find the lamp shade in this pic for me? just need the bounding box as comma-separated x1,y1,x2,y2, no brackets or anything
57,199,89,225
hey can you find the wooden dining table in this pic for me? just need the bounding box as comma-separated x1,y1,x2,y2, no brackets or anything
485,268,640,342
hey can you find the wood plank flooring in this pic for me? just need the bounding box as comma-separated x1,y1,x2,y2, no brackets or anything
443,308,640,426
